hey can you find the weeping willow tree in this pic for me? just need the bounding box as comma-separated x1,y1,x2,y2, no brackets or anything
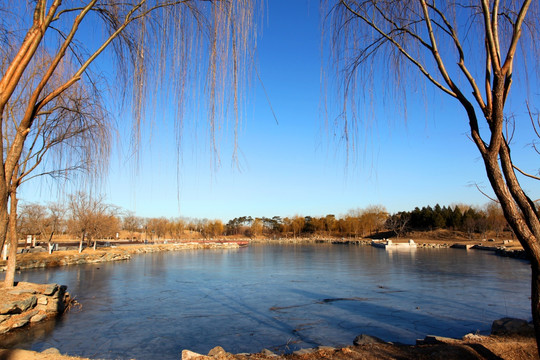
2,50,112,286
323,0,540,348
0,0,261,287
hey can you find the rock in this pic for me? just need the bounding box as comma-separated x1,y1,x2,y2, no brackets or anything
45,298,61,313
37,296,48,305
7,289,36,295
30,313,47,323
260,348,281,357
11,318,29,329
0,304,16,315
43,284,58,296
317,346,336,351
41,348,61,355
293,348,316,355
0,296,37,314
353,334,387,345
207,346,227,357
181,349,210,360
422,335,457,344
491,317,534,336
462,333,486,342
0,324,10,335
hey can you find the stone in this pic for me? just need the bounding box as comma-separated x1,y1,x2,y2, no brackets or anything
37,296,48,305
462,333,486,342
422,335,456,344
11,318,29,329
317,346,336,351
43,284,59,296
207,346,226,357
21,309,39,320
0,296,37,315
30,314,47,323
491,317,534,336
41,348,61,355
7,289,36,295
0,302,18,315
181,349,210,360
18,296,37,312
260,348,280,357
0,315,8,324
353,334,387,345
293,348,316,355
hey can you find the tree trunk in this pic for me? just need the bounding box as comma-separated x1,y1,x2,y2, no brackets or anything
0,191,9,255
4,185,18,287
47,232,54,254
78,233,84,253
532,261,540,349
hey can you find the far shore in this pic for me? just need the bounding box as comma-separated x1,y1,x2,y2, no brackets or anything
0,233,527,273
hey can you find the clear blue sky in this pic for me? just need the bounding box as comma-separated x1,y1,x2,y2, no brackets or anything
20,0,539,221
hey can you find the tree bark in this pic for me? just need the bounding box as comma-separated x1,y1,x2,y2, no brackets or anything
478,118,540,348
532,260,540,348
78,233,84,253
3,183,19,287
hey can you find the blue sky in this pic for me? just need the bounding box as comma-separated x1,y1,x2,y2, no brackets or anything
20,0,539,221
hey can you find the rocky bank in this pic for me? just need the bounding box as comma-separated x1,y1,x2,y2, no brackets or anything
0,242,242,272
0,282,71,335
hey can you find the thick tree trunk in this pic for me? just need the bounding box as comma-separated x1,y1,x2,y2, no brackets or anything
0,191,9,253
3,228,17,288
532,261,540,349
4,185,18,287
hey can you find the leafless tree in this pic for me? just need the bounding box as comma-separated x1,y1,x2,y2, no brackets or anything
18,203,47,241
68,192,118,252
1,50,111,286
324,0,540,347
291,215,305,238
0,0,260,287
123,211,143,240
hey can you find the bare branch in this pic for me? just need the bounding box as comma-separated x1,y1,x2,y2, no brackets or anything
513,164,540,181
340,0,457,97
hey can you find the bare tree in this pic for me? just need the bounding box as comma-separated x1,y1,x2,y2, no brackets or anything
325,0,540,347
169,218,186,240
123,211,142,240
291,215,305,238
68,192,117,252
18,202,47,241
1,50,112,286
43,202,66,253
0,0,261,287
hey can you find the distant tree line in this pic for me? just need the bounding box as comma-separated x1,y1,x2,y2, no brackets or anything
16,194,513,244
385,203,511,239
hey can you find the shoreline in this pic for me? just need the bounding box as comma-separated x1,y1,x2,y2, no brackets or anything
0,241,242,272
0,332,537,360
0,240,536,359
0,237,528,273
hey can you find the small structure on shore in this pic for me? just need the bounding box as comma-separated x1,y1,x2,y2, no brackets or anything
371,239,417,250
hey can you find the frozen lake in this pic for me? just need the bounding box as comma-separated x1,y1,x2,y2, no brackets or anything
0,244,531,359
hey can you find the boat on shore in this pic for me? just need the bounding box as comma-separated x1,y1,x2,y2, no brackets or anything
371,239,417,250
